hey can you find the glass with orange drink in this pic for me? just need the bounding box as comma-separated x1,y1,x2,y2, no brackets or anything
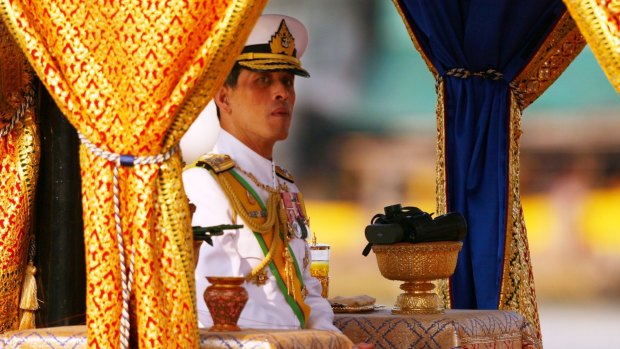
310,243,330,298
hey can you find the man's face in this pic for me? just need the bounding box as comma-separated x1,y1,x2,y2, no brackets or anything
219,69,296,150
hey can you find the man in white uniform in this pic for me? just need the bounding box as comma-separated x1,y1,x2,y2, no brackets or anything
183,14,338,332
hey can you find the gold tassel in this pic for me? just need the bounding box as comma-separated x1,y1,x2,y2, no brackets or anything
283,247,295,296
19,310,35,330
18,262,38,330
277,204,296,296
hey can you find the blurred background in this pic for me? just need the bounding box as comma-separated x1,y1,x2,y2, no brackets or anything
256,1,620,347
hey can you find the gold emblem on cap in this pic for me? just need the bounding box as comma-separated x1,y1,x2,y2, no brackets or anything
269,19,295,57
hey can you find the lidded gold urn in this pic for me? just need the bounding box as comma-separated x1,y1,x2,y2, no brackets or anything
372,241,462,314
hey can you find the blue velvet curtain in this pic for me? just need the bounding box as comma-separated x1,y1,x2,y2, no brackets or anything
395,0,567,309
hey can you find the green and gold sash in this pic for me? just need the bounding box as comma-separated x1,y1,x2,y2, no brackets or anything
190,154,310,327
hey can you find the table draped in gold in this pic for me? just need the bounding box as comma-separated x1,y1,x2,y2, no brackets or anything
334,309,541,349
0,1,267,347
0,19,38,335
0,326,355,349
563,0,620,95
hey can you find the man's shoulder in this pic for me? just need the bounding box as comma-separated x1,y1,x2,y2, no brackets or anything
184,153,235,174
182,154,229,199
275,165,295,183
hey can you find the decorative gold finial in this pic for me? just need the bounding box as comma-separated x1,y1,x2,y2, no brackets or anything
312,232,317,247
269,19,295,56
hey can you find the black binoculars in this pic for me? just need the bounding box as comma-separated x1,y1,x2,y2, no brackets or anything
362,204,467,256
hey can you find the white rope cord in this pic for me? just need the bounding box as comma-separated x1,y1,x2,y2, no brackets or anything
0,93,33,138
78,132,178,349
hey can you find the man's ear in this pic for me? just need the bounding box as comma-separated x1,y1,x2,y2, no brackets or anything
214,86,231,114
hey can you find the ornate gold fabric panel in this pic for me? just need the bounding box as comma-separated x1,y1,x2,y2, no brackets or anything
161,3,270,149
1,0,267,347
434,81,448,217
0,20,30,124
0,326,354,349
334,309,541,349
0,18,38,335
563,0,620,94
513,12,586,109
499,97,541,340
502,13,585,340
0,0,266,150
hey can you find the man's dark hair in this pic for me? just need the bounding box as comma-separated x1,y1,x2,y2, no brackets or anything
216,63,244,119
224,63,243,88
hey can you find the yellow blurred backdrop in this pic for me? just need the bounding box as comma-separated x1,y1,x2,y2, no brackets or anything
305,184,620,306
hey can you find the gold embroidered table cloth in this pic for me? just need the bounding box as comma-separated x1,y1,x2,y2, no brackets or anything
334,309,541,349
0,326,354,349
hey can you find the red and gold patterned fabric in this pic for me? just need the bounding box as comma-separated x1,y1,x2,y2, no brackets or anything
563,0,620,94
0,1,266,347
499,13,586,336
0,19,38,335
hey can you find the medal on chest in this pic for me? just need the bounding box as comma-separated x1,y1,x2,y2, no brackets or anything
280,189,309,240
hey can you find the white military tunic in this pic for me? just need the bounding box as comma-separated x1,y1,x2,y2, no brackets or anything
183,130,337,331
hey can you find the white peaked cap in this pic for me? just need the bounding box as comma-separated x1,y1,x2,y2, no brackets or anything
236,14,310,77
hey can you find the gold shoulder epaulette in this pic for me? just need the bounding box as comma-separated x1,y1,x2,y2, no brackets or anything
275,165,295,183
189,153,235,173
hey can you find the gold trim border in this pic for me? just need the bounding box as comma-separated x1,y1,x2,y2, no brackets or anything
499,96,542,343
514,12,586,109
563,0,620,95
434,80,450,308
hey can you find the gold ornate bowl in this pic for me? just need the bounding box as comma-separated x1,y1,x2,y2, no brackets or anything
372,241,462,314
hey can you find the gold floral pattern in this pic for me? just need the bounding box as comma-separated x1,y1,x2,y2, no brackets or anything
498,96,541,340
0,20,31,123
513,13,586,109
563,0,620,94
0,0,267,347
0,18,38,335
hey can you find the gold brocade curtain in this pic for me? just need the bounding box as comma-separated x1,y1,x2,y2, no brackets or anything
0,1,267,347
563,0,620,95
0,19,38,334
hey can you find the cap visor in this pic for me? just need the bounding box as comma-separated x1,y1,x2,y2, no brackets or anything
238,60,310,78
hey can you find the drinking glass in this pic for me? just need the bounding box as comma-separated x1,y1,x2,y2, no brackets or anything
310,243,330,298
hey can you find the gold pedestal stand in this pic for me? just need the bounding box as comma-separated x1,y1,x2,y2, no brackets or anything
372,241,462,315
393,280,442,314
